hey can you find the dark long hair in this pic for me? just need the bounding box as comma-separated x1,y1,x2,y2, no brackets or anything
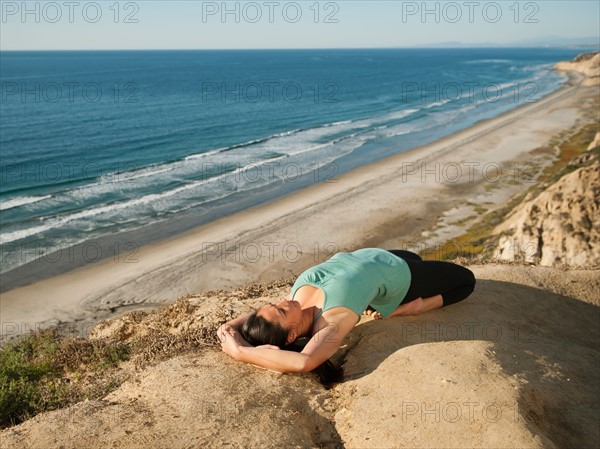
240,312,343,388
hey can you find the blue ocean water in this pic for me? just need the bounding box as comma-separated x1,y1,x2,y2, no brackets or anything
0,48,587,285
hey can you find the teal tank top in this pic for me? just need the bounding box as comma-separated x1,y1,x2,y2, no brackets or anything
290,248,412,320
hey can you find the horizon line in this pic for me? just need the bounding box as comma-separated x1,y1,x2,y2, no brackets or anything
2,44,599,52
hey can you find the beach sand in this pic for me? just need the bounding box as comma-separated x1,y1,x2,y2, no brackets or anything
0,70,597,341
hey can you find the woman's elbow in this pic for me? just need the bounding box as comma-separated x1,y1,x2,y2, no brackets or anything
280,354,312,373
300,356,321,373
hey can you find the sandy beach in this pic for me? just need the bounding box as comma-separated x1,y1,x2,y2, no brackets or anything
0,68,596,341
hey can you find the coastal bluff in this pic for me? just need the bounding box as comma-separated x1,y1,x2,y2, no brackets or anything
494,139,599,267
1,264,599,449
492,51,600,267
555,51,600,86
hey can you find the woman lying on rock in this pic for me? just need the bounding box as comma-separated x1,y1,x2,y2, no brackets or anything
217,248,475,384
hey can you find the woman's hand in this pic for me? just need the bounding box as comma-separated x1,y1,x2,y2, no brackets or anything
218,325,252,360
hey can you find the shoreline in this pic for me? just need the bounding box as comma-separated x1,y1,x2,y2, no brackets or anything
0,72,570,293
1,69,596,340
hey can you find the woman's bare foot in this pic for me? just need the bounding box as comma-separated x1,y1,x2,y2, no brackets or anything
362,308,383,320
386,295,444,318
364,295,444,321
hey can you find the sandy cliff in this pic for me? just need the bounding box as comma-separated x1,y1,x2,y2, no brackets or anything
494,145,599,267
493,53,599,267
1,265,598,449
555,51,600,86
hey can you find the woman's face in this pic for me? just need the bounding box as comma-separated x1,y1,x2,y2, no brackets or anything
257,297,303,331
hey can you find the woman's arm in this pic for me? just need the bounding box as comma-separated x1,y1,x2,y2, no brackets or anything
218,312,253,332
219,326,307,373
238,345,309,373
220,319,354,373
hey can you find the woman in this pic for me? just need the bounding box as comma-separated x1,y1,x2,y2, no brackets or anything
217,248,475,378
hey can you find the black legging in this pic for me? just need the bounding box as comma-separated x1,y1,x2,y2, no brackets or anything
387,249,476,307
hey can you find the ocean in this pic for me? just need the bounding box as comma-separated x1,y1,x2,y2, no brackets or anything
0,47,588,289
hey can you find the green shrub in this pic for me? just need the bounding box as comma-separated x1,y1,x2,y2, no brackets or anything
0,329,130,428
0,330,64,427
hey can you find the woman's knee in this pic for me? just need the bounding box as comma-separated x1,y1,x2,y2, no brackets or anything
451,263,475,286
464,266,476,288
388,249,422,262
441,268,476,306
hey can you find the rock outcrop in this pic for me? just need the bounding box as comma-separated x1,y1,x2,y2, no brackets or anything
555,52,600,86
1,265,599,449
494,145,599,267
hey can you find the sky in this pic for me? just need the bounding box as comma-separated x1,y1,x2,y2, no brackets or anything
1,1,599,50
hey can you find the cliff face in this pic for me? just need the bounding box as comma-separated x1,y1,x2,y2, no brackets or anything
493,50,600,266
494,143,599,268
554,52,600,86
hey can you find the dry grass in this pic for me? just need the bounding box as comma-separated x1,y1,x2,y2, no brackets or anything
0,277,296,429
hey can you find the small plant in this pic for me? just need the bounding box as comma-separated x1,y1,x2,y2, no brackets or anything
0,330,65,427
0,329,131,428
